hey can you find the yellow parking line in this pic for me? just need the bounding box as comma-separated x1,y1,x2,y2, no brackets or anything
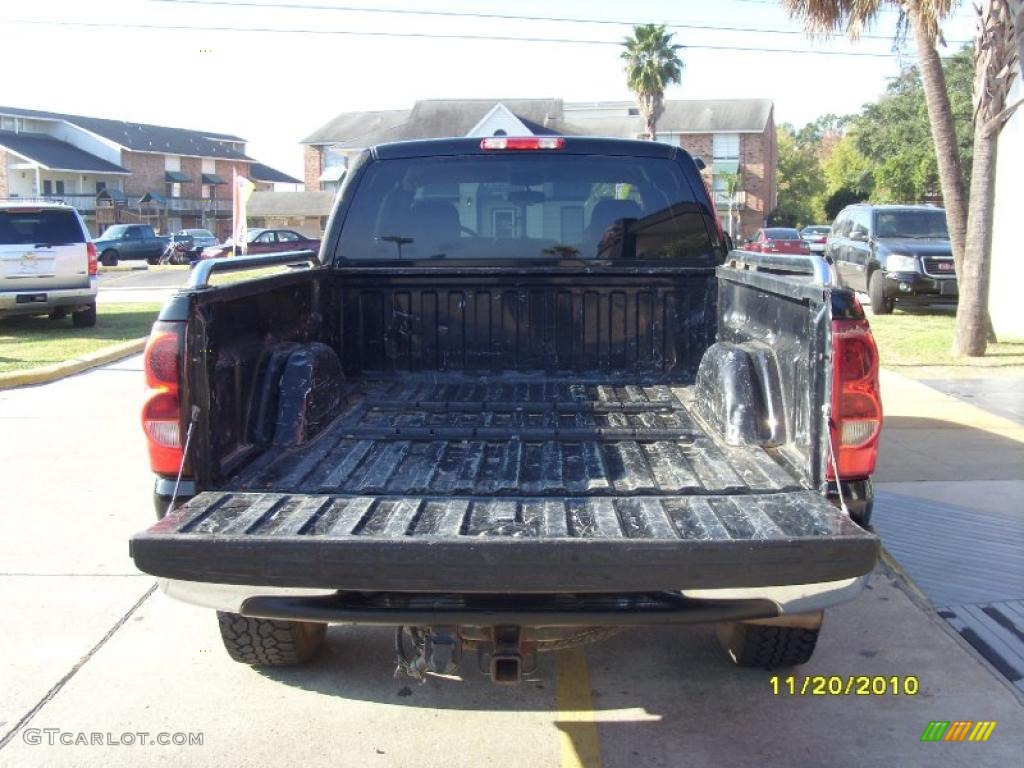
554,648,603,768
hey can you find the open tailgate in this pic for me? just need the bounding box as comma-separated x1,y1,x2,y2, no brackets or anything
131,490,877,592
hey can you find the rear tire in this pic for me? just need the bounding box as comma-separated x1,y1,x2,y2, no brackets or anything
718,621,820,669
100,249,119,267
868,271,894,315
72,303,97,328
216,612,326,666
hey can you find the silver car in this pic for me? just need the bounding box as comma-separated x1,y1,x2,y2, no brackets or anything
0,201,97,327
800,225,831,254
176,228,218,255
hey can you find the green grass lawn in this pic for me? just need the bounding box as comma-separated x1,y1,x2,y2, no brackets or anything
867,308,1024,376
0,303,161,374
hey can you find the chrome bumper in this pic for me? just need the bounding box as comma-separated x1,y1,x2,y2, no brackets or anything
0,279,97,314
159,575,869,619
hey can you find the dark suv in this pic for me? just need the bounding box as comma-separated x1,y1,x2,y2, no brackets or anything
825,204,957,314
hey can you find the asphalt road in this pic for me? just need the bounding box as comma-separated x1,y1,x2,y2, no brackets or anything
0,357,1021,767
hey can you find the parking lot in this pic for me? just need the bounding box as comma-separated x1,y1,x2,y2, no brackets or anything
0,356,1021,767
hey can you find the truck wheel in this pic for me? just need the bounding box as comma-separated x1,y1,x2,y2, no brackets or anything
100,249,119,267
216,612,325,666
717,621,820,669
868,271,893,315
72,303,97,328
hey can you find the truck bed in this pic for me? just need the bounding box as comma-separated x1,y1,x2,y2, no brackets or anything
230,376,800,497
131,375,877,592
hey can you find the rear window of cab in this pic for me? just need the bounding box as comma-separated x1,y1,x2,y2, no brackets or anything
336,154,722,263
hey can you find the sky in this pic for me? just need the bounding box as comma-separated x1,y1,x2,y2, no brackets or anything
0,0,980,178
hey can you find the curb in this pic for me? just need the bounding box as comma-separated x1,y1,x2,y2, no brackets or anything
0,337,147,390
98,264,150,273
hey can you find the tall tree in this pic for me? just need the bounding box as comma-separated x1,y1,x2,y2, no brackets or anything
718,170,743,237
621,25,684,140
854,47,974,201
955,0,1022,354
773,125,827,226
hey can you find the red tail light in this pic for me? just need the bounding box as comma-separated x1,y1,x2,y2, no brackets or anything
142,321,185,475
828,303,882,479
480,137,565,150
87,242,98,276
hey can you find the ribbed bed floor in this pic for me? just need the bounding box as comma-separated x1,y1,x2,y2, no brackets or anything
232,377,803,498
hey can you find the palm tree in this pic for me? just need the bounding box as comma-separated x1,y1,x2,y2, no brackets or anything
718,170,743,238
621,25,684,140
955,0,1021,354
783,2,966,265
784,1,1022,355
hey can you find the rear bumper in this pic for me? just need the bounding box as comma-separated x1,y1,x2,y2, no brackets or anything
0,280,97,316
883,271,957,301
158,575,868,623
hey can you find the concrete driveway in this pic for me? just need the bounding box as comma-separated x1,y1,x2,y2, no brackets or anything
0,359,1021,767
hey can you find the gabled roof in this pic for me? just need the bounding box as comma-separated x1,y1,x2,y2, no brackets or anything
249,162,302,185
0,131,129,174
658,99,773,133
0,106,252,159
301,108,410,146
303,98,772,147
247,190,334,217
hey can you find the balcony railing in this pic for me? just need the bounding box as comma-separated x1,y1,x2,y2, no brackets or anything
142,197,232,214
36,193,100,213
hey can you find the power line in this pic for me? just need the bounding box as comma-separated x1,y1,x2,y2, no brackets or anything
149,0,972,45
1,17,913,57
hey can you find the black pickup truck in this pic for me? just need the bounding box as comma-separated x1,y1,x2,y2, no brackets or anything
130,137,882,684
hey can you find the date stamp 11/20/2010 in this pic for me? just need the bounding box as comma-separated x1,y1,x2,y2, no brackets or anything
769,675,920,696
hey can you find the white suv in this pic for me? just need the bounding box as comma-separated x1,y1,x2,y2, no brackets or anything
0,201,97,327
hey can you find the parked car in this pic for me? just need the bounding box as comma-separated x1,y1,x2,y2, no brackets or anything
800,225,831,254
743,227,811,255
825,203,956,314
0,201,97,326
200,228,320,259
176,228,217,256
93,224,168,266
132,137,881,683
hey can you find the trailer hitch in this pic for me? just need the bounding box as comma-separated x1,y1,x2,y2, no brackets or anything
476,626,536,685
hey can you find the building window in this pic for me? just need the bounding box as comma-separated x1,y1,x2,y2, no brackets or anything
55,181,65,195
164,155,181,172
713,133,740,161
493,209,516,238
42,180,53,195
96,181,107,193
324,145,347,170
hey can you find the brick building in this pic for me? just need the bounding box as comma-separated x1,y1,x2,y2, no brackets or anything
0,106,294,238
301,98,777,239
